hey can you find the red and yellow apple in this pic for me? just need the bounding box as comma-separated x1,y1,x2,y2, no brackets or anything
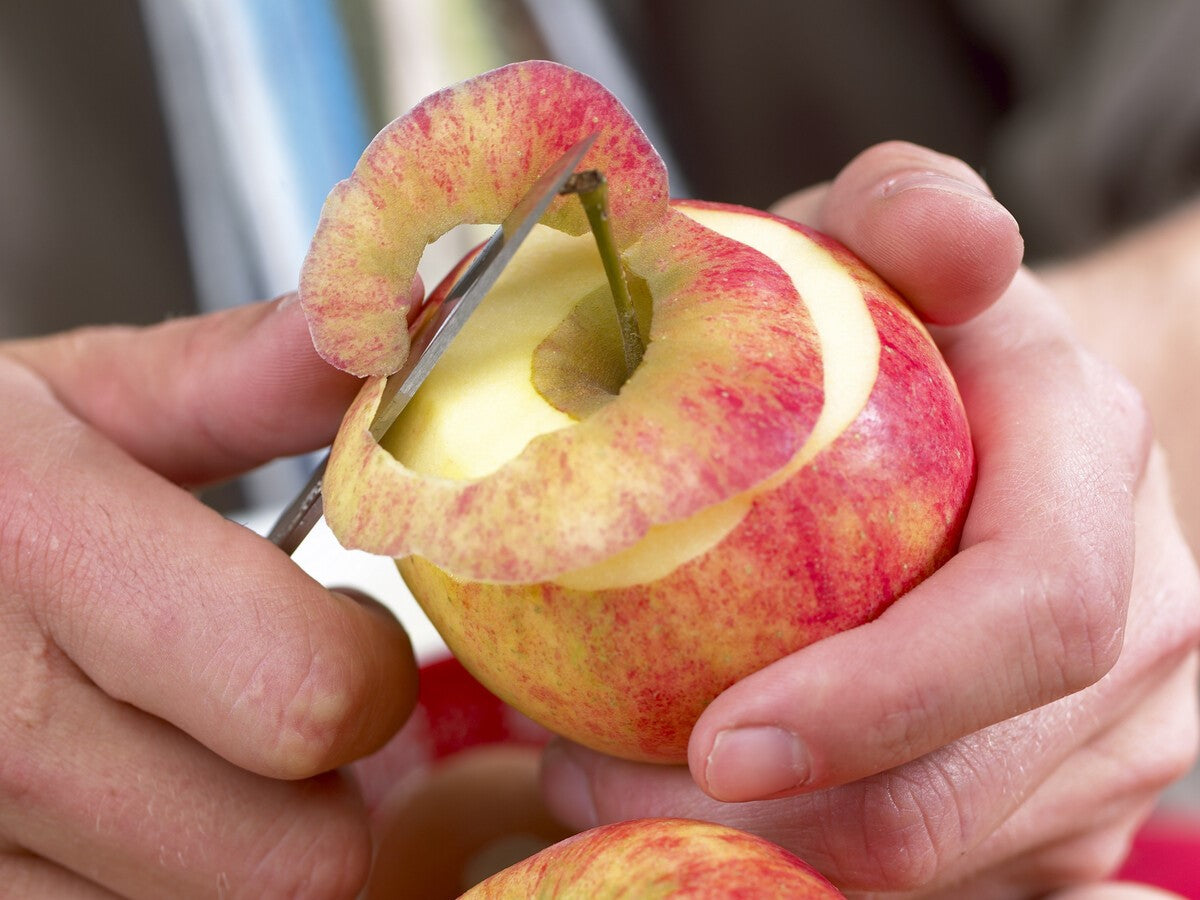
459,817,845,898
300,60,974,763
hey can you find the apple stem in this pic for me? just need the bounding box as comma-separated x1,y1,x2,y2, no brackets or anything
563,169,644,376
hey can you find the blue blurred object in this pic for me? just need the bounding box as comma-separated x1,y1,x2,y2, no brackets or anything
238,0,372,241
140,0,374,509
141,0,372,311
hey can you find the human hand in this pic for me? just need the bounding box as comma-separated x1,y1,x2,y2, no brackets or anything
1040,197,1200,556
539,143,1200,897
0,296,419,897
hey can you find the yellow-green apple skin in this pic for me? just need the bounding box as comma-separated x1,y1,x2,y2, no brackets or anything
302,60,975,763
460,817,845,898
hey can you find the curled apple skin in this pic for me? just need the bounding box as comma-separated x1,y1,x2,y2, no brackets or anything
299,60,667,378
380,203,974,764
461,817,845,898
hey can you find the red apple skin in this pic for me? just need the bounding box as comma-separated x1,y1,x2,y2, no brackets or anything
461,817,845,898
399,204,974,763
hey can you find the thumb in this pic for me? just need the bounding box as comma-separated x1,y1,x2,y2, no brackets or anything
3,294,370,485
773,141,1024,325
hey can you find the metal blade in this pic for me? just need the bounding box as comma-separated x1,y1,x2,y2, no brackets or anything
267,132,598,555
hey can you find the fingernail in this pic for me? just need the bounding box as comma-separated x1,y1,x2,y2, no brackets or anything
540,742,598,830
881,170,993,201
704,727,809,802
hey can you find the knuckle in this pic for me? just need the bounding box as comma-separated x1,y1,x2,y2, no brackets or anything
1101,713,1198,813
864,674,951,768
0,423,122,649
1089,360,1154,505
0,741,38,812
1023,551,1128,702
0,461,49,604
1103,362,1153,466
242,637,373,779
1001,348,1150,706
846,769,968,892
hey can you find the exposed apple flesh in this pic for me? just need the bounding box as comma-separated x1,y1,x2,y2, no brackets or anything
460,817,845,898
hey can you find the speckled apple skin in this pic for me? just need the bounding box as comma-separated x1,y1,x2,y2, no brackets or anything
462,818,844,898
300,60,668,378
398,218,974,764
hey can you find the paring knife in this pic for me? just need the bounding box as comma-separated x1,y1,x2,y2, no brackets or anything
267,132,599,555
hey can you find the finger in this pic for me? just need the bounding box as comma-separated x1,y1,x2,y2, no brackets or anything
542,632,1196,896
937,450,1200,892
688,271,1148,801
4,370,419,777
0,852,120,899
768,182,830,224
960,656,1198,897
542,656,1194,895
0,645,372,899
780,141,1023,325
2,287,406,486
541,447,1200,894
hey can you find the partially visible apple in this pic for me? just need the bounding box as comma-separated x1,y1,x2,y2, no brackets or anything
459,817,845,898
302,60,974,763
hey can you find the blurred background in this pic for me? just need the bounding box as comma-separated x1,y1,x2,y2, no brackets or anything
8,1,1200,330
2,0,1199,887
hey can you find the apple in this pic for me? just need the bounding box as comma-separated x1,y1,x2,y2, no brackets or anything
458,817,845,898
300,60,974,763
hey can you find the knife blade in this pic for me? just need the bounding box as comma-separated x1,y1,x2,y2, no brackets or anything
267,132,598,555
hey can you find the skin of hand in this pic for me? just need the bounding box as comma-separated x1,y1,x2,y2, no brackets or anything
538,143,1200,898
0,293,422,897
1040,198,1200,556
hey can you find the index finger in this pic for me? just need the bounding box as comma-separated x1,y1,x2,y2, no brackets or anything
2,348,419,780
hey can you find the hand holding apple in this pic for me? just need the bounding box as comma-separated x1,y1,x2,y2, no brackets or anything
538,143,1200,896
303,61,975,763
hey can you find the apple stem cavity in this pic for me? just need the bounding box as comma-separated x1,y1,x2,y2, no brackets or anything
562,169,644,377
